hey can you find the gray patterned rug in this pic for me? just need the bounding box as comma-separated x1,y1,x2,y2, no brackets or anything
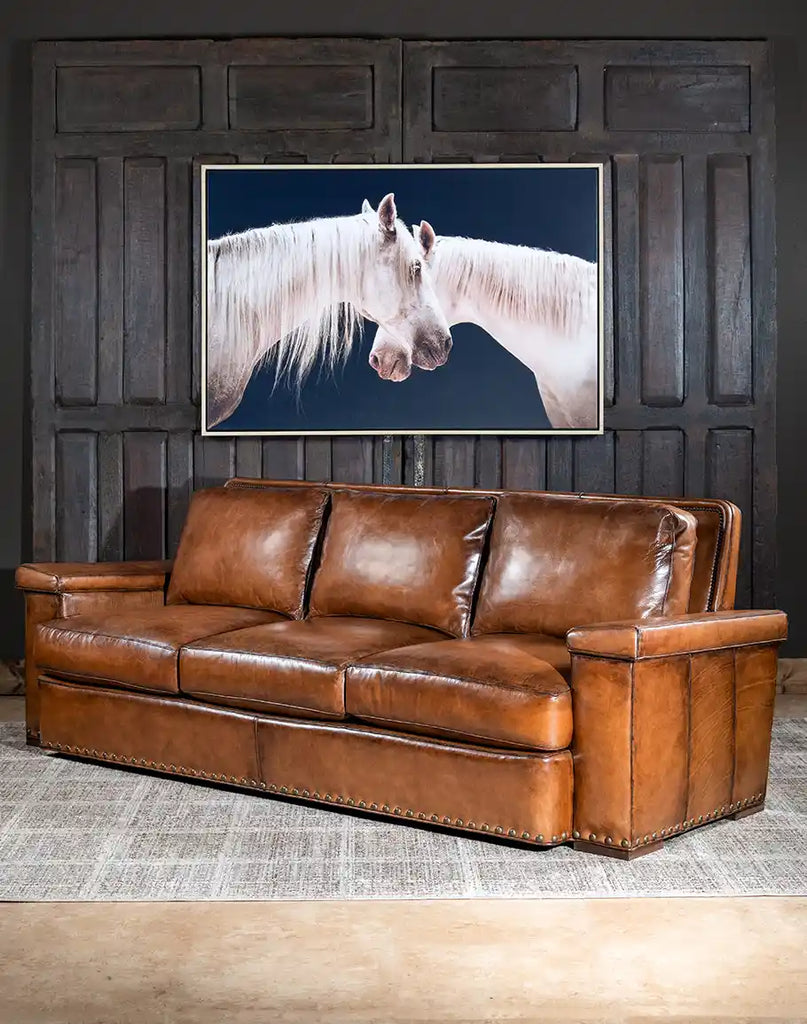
0,720,804,901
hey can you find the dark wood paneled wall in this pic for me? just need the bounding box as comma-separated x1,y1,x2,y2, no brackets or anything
31,38,775,610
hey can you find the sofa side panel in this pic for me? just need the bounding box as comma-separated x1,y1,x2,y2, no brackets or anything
23,593,60,744
570,655,633,845
632,656,689,840
733,643,778,805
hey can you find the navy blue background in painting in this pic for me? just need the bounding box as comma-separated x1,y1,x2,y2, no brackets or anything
206,166,599,432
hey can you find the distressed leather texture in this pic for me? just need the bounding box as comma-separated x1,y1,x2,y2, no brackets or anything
309,488,494,636
167,485,328,616
18,478,786,858
35,606,281,693
473,493,698,637
347,634,572,751
180,617,443,719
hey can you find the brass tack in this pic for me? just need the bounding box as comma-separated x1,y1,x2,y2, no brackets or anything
561,832,568,841
589,833,596,842
431,814,439,823
714,808,719,816
91,748,98,756
572,830,581,840
621,839,629,848
481,824,489,832
443,817,451,825
346,798,354,806
140,759,147,766
324,792,332,801
652,832,658,840
405,809,413,817
280,786,288,794
269,783,277,792
292,788,300,796
417,812,426,820
521,832,530,840
644,835,651,843
605,836,613,845
370,803,378,811
394,806,402,815
508,829,516,838
302,789,310,797
260,782,266,789
721,805,727,813
382,804,390,813
358,801,366,809
494,826,503,835
537,834,545,842
455,818,463,826
551,835,558,843
335,795,343,804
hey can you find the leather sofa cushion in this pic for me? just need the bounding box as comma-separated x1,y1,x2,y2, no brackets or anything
473,493,697,638
179,617,443,719
166,485,328,615
346,634,573,752
35,606,280,694
309,489,494,636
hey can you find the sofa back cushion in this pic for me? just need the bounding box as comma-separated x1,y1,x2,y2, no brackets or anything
167,485,329,616
473,493,697,637
309,489,494,636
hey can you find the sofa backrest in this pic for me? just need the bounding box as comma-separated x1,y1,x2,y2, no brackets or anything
307,488,494,636
226,478,740,615
471,493,697,638
167,484,328,616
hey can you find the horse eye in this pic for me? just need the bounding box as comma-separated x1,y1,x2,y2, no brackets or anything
411,260,422,279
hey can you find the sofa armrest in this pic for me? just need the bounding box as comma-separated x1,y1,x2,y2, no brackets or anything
567,610,786,858
16,560,172,594
567,609,787,660
16,560,172,746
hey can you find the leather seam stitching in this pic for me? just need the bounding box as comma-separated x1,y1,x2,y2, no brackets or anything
568,635,785,661
350,663,569,696
352,711,566,752
185,688,344,718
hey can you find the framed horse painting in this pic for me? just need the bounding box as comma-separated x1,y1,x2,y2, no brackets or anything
200,163,604,435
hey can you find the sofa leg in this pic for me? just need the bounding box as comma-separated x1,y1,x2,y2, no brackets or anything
26,728,41,748
572,839,664,860
729,804,764,821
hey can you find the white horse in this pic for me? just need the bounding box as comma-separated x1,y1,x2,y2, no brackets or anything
369,222,598,429
205,194,452,426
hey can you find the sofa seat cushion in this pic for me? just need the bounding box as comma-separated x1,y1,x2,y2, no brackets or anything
35,606,280,694
179,617,445,720
346,634,573,752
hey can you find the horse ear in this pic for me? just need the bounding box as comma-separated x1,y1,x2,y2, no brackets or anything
361,198,373,215
377,193,397,235
418,220,437,258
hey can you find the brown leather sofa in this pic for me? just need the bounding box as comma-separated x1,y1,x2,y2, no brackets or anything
16,479,787,859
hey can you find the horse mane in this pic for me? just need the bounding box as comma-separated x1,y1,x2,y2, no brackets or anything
431,236,597,336
207,214,412,392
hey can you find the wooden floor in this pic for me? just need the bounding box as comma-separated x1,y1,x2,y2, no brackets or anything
1,695,805,1024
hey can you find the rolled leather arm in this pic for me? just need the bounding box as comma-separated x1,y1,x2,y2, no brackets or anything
566,609,787,660
16,560,172,594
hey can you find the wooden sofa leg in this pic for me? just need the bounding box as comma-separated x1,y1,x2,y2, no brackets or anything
572,839,664,860
729,804,764,821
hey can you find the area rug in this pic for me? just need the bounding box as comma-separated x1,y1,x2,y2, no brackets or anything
1,720,804,901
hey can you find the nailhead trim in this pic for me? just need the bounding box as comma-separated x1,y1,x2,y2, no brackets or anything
577,793,766,851
42,740,571,845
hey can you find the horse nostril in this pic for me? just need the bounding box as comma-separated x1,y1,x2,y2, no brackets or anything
369,352,381,370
